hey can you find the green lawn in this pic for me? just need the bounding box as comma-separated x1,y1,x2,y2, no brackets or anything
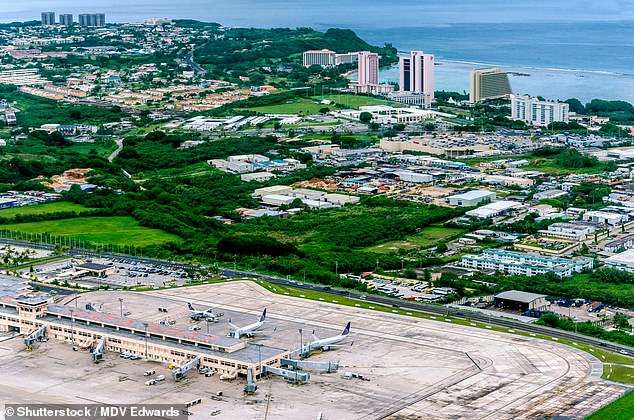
319,94,397,109
604,364,634,384
1,216,180,247
367,226,465,253
0,202,90,219
586,390,634,420
68,139,118,158
245,99,325,115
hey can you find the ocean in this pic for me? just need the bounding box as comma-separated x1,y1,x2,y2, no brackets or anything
3,0,634,103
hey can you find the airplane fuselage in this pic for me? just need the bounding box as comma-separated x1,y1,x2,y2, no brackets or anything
231,320,264,338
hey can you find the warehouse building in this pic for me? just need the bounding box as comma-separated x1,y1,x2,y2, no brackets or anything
494,290,548,312
465,201,525,219
446,190,496,207
604,249,634,272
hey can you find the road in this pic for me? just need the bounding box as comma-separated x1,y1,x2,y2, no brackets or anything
3,238,632,356
107,139,124,163
183,48,206,76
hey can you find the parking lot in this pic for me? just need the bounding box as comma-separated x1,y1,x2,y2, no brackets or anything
24,257,193,289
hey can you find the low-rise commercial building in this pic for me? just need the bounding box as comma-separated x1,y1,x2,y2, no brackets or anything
604,234,634,253
465,201,525,219
539,222,596,240
460,249,593,277
604,249,634,271
395,171,434,184
447,190,496,207
583,210,628,226
254,185,293,197
484,175,534,188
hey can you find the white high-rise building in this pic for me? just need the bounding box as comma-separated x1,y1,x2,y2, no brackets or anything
302,49,336,67
510,95,569,127
399,51,434,102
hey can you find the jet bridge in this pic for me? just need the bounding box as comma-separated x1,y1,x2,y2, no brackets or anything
92,336,106,363
172,356,201,381
24,324,47,351
243,368,257,394
280,358,339,373
263,365,310,384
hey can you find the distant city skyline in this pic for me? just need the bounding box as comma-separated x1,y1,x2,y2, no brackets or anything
7,0,634,25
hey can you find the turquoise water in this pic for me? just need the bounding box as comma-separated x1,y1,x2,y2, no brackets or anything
4,0,633,102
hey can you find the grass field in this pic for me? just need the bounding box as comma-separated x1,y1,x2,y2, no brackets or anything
586,390,634,420
0,202,90,219
367,226,465,253
2,137,117,159
1,216,180,247
245,98,325,115
319,94,396,109
68,139,118,158
604,364,634,384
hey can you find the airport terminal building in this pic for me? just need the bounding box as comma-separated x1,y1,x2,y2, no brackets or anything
0,275,288,379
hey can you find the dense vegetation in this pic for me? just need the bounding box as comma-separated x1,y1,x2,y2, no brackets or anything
193,27,397,87
565,97,634,124
537,312,634,348
196,27,397,70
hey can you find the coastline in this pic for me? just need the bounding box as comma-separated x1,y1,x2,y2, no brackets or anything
371,59,634,103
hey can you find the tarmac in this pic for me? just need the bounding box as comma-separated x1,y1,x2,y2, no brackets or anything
0,280,630,420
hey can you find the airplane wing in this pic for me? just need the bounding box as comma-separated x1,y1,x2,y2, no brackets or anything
246,327,277,335
312,330,320,342
324,342,353,349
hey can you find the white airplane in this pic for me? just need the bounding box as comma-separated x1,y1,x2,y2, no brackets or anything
300,322,351,354
187,302,222,321
227,309,273,338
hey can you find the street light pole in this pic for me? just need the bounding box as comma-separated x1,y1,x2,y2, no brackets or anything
143,322,148,359
118,298,123,317
299,328,303,359
69,309,75,345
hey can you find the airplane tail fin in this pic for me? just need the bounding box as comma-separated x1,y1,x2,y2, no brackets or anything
341,322,351,337
187,302,195,311
259,308,266,322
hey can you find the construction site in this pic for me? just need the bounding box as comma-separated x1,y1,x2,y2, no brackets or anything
0,276,630,419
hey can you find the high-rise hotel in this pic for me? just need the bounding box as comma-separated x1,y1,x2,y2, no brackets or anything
391,51,434,107
399,51,434,100
470,68,512,103
357,51,379,86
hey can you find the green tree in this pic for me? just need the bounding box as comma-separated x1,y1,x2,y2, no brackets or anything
359,112,373,123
